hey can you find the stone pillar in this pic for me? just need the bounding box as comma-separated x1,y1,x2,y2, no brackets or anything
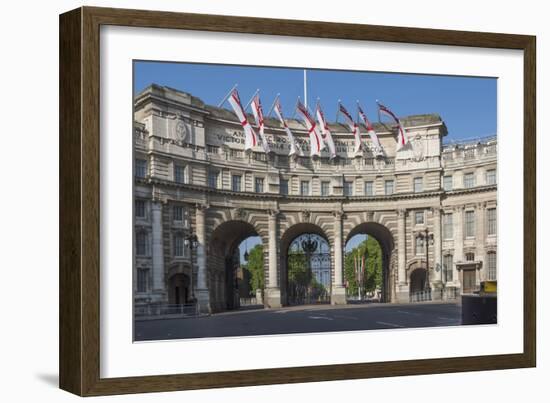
151,202,166,302
265,210,282,308
395,209,409,302
433,208,442,285
476,202,487,283
195,204,210,313
331,210,346,305
453,206,464,286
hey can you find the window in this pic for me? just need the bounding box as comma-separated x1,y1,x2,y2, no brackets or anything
135,199,146,218
384,180,394,195
466,252,475,261
343,181,353,196
253,152,267,162
173,205,184,222
413,177,423,193
487,252,497,280
415,211,424,225
280,179,289,196
136,232,148,256
321,181,330,196
300,180,310,196
443,175,453,191
463,172,475,188
364,181,374,196
486,169,497,185
174,164,187,184
207,145,220,154
135,158,147,178
208,170,219,188
443,213,453,239
231,175,242,192
465,210,475,237
443,255,453,282
173,233,185,257
487,208,497,235
416,235,425,255
137,268,149,293
255,177,264,193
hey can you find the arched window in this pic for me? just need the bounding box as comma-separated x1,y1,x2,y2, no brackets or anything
415,235,424,255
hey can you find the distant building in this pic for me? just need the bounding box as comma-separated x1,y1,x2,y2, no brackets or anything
133,85,497,313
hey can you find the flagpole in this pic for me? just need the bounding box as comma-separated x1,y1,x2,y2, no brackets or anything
244,88,260,111
266,93,280,118
303,69,308,109
217,84,238,108
335,99,341,123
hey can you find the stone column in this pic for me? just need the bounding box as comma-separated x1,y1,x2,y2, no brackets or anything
433,208,442,284
331,210,346,305
453,206,464,286
151,202,166,302
195,204,210,313
476,202,486,283
265,210,282,308
395,209,409,303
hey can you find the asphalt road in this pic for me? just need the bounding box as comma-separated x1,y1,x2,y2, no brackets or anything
135,302,462,341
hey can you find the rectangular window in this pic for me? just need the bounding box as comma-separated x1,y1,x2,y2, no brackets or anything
416,235,424,255
136,232,148,256
135,158,147,178
173,234,185,257
135,199,146,218
413,177,423,193
280,179,289,196
443,175,453,191
173,205,183,222
300,180,310,196
208,170,219,188
255,177,264,193
487,208,497,235
231,175,242,192
384,180,394,195
443,255,453,282
174,164,186,184
487,252,497,280
321,181,331,196
415,211,424,225
465,210,475,237
137,268,149,293
443,213,453,239
463,172,475,188
343,181,353,196
466,252,475,261
364,181,374,196
486,169,497,185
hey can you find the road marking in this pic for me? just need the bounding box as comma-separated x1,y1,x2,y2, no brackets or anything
308,316,334,320
376,321,404,328
437,317,454,321
333,315,359,320
397,310,421,316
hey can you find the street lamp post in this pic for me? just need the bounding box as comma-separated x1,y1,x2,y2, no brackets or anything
418,228,434,293
184,233,199,300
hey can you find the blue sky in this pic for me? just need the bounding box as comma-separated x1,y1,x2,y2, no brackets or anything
134,60,497,142
134,61,497,260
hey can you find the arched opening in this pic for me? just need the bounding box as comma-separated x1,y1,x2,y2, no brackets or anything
345,222,395,303
168,273,190,305
208,220,263,312
280,223,331,306
410,268,427,294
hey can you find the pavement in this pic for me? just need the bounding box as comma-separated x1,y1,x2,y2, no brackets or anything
134,302,462,341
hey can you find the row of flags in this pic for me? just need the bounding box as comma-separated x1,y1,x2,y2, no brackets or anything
222,87,409,159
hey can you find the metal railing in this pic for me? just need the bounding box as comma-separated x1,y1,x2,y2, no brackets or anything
239,297,259,306
134,303,199,317
409,289,432,302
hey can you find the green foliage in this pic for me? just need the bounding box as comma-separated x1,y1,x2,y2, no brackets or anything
245,244,264,292
344,237,383,296
287,249,310,287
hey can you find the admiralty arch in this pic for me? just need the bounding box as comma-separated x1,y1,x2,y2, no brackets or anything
133,85,497,314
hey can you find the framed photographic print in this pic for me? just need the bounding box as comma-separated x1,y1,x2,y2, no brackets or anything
59,6,536,396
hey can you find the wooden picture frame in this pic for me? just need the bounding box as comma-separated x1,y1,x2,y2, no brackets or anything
59,6,536,396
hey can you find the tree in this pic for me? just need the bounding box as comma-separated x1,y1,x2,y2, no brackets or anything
344,237,383,296
245,244,264,294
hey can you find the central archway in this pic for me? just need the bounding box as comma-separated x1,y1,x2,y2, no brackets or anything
345,222,395,303
280,223,332,306
208,220,262,312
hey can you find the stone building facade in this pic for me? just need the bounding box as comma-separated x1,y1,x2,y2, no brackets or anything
133,85,497,313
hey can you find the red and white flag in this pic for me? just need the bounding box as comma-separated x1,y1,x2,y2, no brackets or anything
315,103,337,159
226,88,258,151
377,101,408,151
273,97,302,157
339,103,363,156
250,94,272,153
296,100,325,157
357,103,383,156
